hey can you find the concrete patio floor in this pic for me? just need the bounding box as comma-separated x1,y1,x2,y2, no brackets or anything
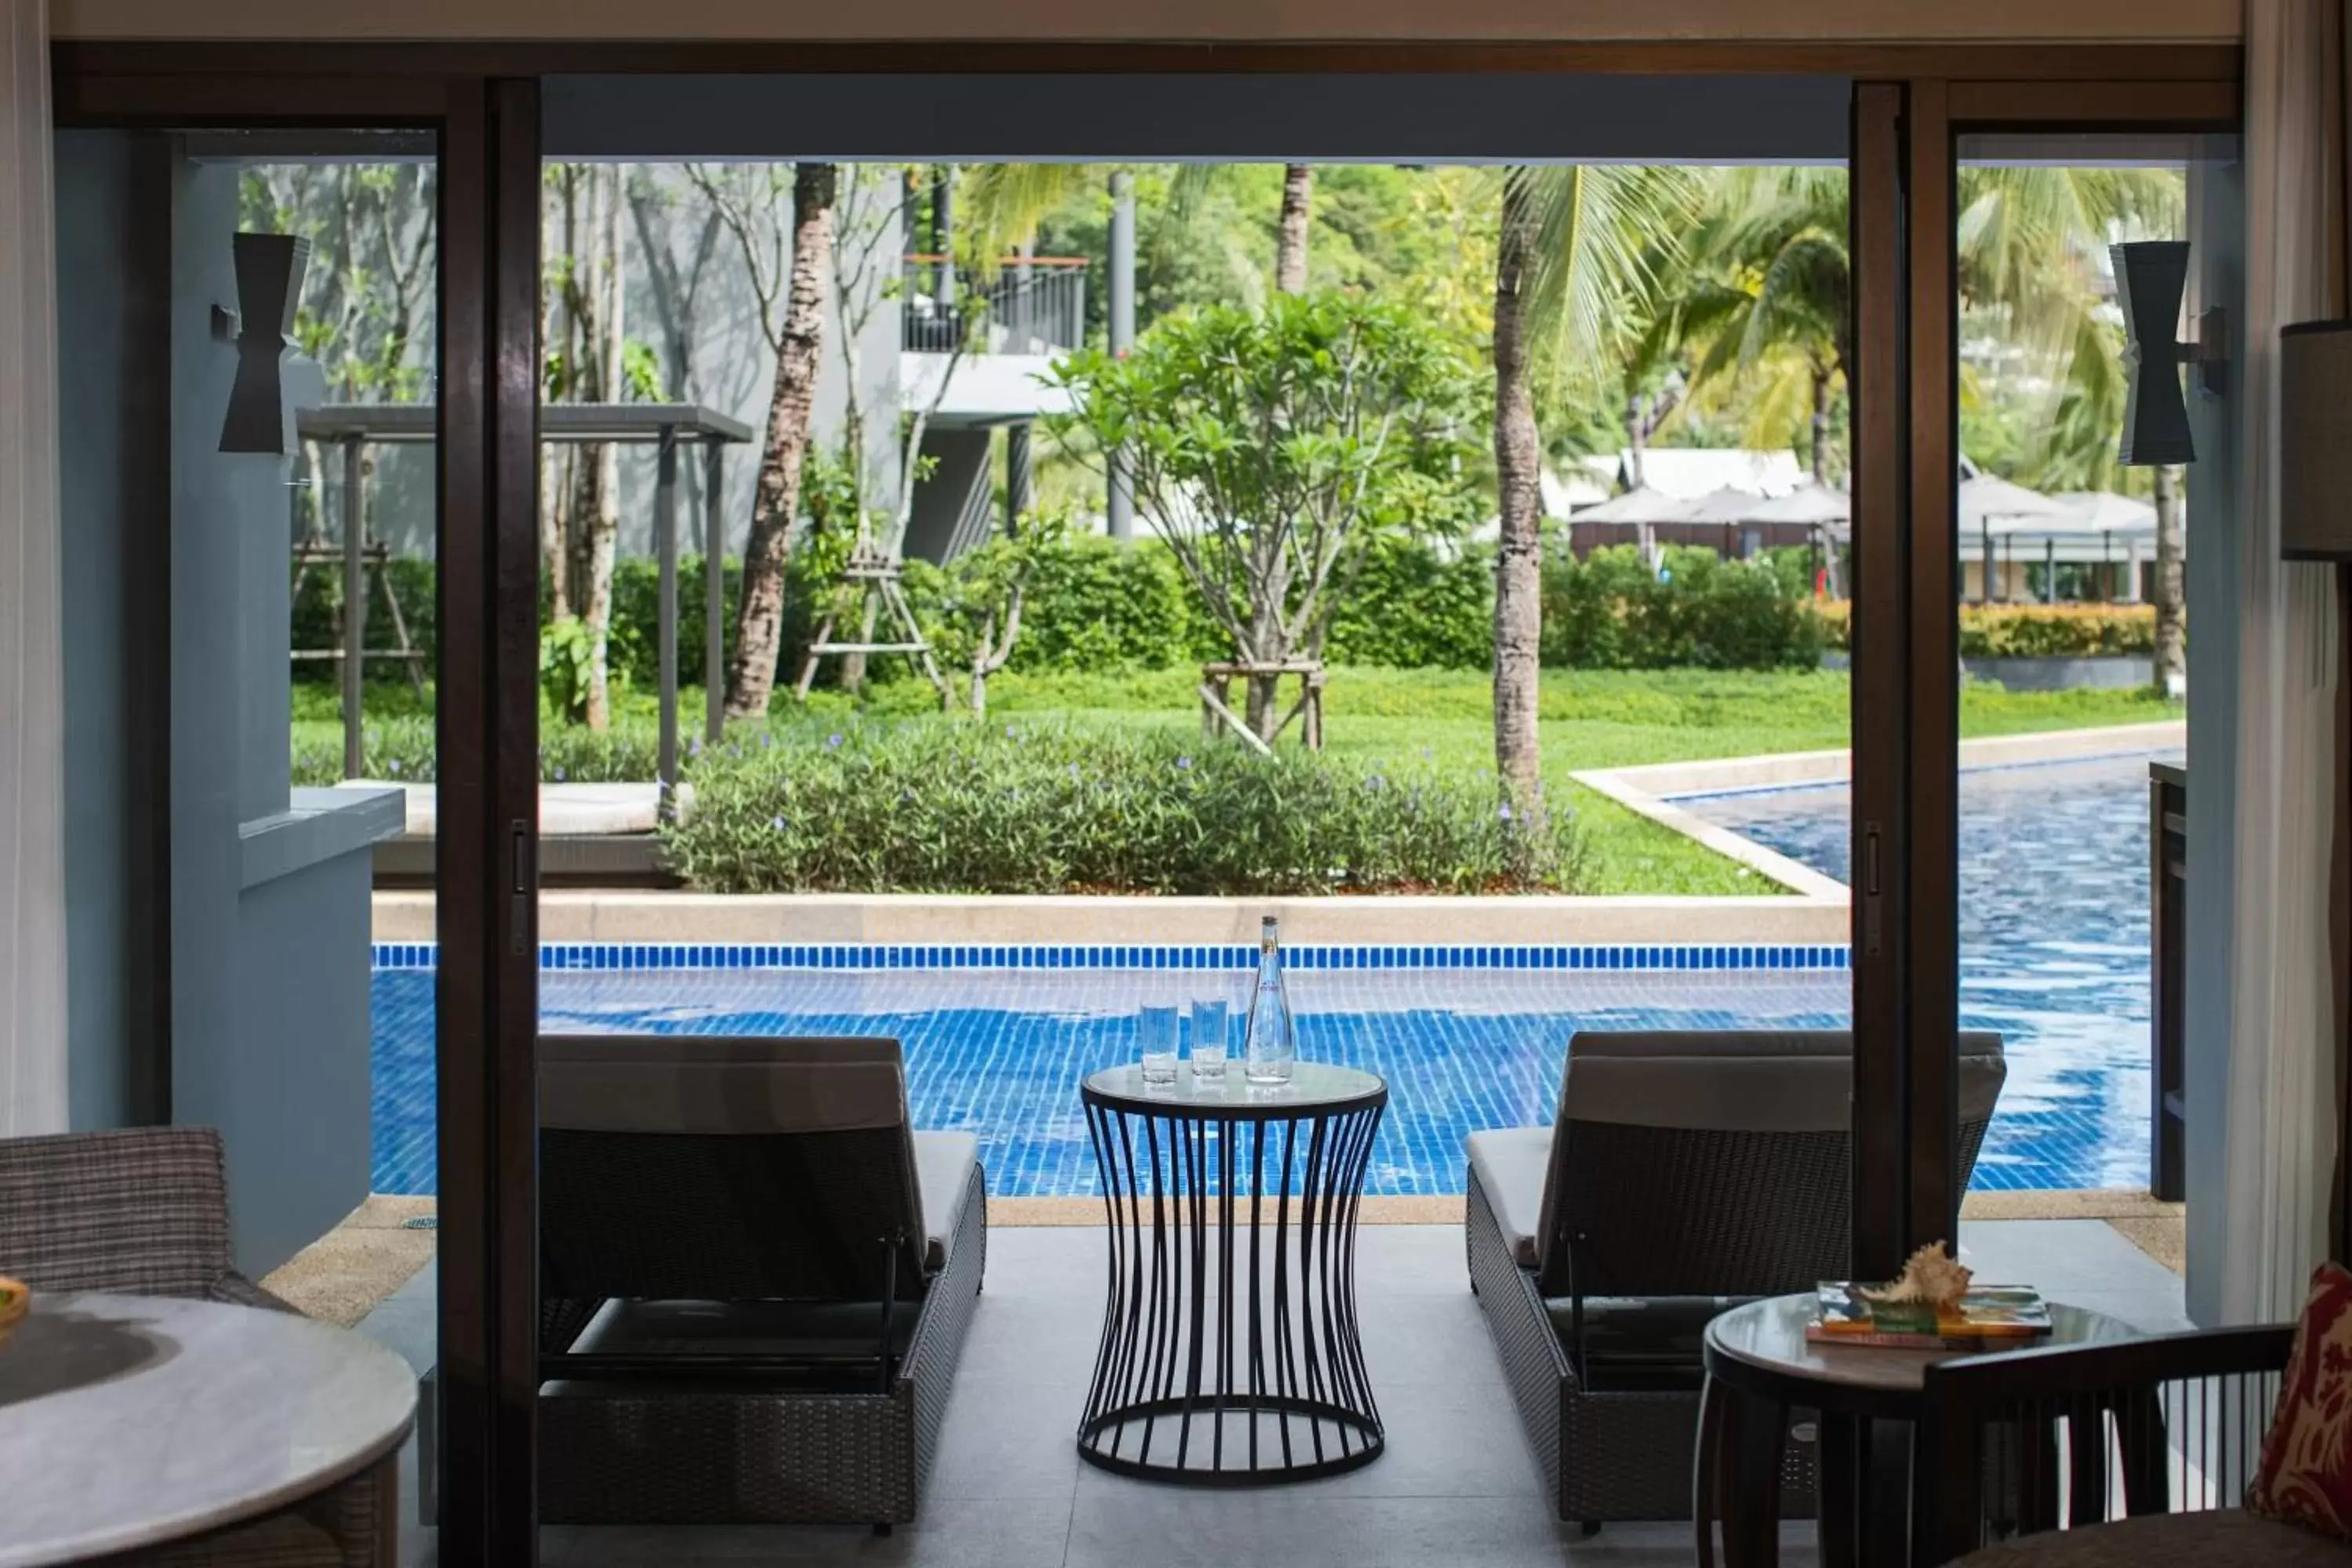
364,1218,2188,1567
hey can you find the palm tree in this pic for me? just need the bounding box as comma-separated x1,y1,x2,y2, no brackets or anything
1276,165,1314,292
1674,164,2180,491
1675,168,1851,481
692,162,838,720
1488,165,1700,832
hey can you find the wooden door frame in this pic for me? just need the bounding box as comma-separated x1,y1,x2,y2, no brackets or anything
47,64,546,1568
1848,75,2241,1272
48,38,2239,1566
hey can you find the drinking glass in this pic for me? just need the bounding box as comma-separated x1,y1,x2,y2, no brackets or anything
1138,1005,1180,1088
1189,999,1231,1086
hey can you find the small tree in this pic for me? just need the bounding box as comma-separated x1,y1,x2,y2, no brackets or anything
1047,291,1478,739
917,507,1073,721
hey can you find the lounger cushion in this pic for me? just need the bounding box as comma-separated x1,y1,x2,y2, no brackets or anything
1952,1509,2347,1566
539,1033,910,1136
1468,1127,1551,1268
915,1132,980,1270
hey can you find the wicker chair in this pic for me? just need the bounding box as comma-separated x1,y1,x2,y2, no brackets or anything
1463,1028,2007,1527
427,1033,988,1530
1913,1323,2343,1565
0,1126,393,1567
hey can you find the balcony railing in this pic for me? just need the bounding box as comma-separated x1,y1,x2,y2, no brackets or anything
903,256,1087,357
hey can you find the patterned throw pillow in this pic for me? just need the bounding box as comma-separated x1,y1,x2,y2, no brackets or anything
2249,1261,2352,1537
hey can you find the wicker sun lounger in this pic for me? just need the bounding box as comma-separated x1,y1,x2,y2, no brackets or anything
1463,1029,2006,1528
422,1033,987,1530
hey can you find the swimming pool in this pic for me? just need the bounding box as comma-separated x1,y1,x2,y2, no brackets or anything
366,748,2166,1200
1681,747,2175,1196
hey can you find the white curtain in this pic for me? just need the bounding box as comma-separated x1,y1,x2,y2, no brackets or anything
0,0,66,1138
2220,0,2346,1323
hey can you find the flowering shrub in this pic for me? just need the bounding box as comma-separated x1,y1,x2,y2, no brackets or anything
659,720,1581,895
1815,601,2162,659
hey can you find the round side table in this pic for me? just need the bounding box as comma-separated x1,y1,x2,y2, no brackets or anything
1077,1061,1388,1486
0,1290,418,1567
1697,1294,2145,1568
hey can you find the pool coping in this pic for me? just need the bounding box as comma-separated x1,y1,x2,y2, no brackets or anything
372,888,1849,946
1570,720,2183,895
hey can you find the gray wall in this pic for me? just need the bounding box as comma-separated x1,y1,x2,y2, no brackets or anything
56,131,170,1130
54,134,380,1275
2183,147,2245,1328
218,853,376,1272
363,165,903,564
905,426,993,563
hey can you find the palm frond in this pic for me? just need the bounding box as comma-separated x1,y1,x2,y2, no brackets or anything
958,164,1095,276
1506,164,1703,392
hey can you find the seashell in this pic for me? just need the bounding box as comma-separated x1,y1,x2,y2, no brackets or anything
1859,1242,1973,1308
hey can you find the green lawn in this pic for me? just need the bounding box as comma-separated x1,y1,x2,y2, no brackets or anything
296,667,2178,897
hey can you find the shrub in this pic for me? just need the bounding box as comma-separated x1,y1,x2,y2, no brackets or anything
292,556,437,682
1963,604,2161,658
662,719,1581,896
1815,601,2161,659
1541,545,1824,670
1327,535,1494,669
291,715,660,786
318,528,1824,700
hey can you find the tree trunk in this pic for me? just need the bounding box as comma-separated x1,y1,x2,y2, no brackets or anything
583,166,625,731
1809,364,1831,485
546,170,580,619
1490,172,1547,836
1276,164,1314,295
727,162,837,720
2154,463,2186,699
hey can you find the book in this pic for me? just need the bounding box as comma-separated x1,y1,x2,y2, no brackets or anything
1806,1281,2053,1351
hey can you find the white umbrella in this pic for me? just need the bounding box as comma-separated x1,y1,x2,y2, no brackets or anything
1569,485,1696,572
1998,492,2165,604
1678,485,1776,524
2053,492,2159,535
1741,485,1851,525
1957,474,2070,524
1570,485,1698,524
1958,475,2067,603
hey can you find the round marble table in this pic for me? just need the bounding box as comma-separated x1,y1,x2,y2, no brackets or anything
1076,1062,1388,1485
1697,1294,2143,1568
0,1290,419,1567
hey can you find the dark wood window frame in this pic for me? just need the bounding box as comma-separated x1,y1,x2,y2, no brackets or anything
49,41,2240,1568
1851,77,2242,1278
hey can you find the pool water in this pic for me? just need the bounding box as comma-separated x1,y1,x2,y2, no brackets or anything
365,749,2169,1200
1682,749,2176,1196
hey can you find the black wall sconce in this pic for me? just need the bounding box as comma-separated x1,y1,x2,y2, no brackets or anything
2111,240,2227,468
219,231,311,456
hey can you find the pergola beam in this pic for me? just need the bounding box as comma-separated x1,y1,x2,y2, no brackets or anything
296,402,753,801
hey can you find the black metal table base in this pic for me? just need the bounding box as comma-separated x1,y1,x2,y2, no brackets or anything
1078,1395,1385,1484
1077,1073,1387,1486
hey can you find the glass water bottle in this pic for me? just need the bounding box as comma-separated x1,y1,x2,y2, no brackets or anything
1244,916,1297,1084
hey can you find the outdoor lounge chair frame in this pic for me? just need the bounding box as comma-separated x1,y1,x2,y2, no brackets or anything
422,1036,988,1531
532,1161,985,1529
1465,1029,2003,1527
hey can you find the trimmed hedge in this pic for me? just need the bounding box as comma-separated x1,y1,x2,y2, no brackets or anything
1541,546,1826,671
304,532,1828,691
660,718,1581,895
1817,601,2162,659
